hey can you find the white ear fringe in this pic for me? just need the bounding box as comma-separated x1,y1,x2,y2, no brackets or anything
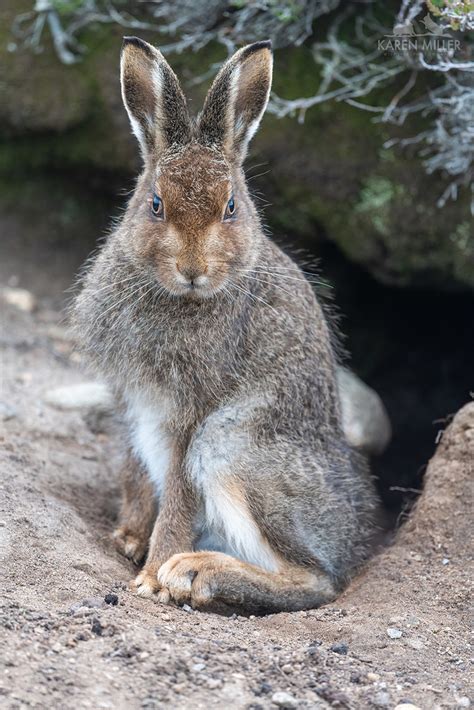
120,50,164,157
228,56,273,158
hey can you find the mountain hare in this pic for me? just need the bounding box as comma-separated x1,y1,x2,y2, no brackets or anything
72,37,378,614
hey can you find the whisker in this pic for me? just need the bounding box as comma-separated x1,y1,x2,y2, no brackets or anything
81,274,144,296
237,268,327,287
132,282,162,309
94,280,155,321
238,273,296,301
246,170,271,183
228,280,278,315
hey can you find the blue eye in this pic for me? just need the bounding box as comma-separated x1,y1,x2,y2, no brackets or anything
151,193,164,218
224,195,236,219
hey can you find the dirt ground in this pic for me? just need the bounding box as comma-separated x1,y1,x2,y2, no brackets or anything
0,220,472,710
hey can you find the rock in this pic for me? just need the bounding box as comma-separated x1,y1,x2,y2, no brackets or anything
0,402,17,421
1,287,37,313
104,594,119,606
271,691,298,708
367,673,380,682
373,691,391,707
405,637,424,650
91,618,104,636
191,663,206,672
394,705,422,710
44,382,114,412
387,627,403,639
256,682,272,696
329,641,348,655
456,698,471,709
70,597,105,613
337,367,392,455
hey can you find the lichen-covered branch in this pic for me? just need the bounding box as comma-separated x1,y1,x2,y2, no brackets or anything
10,0,474,211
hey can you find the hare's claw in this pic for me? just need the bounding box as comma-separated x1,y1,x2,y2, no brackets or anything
132,566,161,598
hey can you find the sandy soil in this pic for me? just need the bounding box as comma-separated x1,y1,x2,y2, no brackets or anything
0,232,472,710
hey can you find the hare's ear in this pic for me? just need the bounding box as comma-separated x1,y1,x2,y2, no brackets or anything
120,36,192,158
198,41,272,163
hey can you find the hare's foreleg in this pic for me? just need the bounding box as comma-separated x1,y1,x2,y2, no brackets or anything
113,452,157,564
133,442,199,598
157,551,336,614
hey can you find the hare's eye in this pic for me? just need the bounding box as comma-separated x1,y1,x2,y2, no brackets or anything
224,195,236,220
151,193,164,218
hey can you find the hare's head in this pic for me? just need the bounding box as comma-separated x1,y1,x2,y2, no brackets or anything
120,37,272,298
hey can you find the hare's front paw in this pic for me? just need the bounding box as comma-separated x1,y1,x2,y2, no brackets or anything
157,552,220,608
131,562,166,600
113,526,148,564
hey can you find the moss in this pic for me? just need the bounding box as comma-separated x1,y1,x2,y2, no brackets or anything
355,177,406,238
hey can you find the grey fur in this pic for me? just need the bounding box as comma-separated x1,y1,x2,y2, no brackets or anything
71,38,378,612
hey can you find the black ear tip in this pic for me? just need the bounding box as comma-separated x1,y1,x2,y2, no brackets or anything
252,39,272,50
121,36,154,58
241,39,272,60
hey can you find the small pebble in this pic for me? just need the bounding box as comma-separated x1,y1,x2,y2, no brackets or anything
367,672,380,682
271,691,298,708
457,698,470,709
256,682,272,696
442,558,450,565
191,663,206,672
394,704,422,710
69,597,105,613
104,593,119,606
405,637,424,650
330,642,348,655
373,691,391,707
387,627,403,639
0,402,17,422
182,604,193,613
91,618,103,636
206,678,222,690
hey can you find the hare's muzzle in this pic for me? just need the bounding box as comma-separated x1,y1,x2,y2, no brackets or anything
175,263,210,293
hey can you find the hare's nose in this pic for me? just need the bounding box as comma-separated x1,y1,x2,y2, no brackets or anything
176,264,208,286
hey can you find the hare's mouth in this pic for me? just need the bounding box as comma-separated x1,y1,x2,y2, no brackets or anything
168,270,226,300
169,278,224,300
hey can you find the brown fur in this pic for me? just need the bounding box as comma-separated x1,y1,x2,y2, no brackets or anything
133,438,198,598
72,38,378,614
113,453,156,564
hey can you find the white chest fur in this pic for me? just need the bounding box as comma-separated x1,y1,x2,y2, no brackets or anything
125,390,173,498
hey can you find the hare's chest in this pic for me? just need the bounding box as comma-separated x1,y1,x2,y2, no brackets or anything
125,391,174,498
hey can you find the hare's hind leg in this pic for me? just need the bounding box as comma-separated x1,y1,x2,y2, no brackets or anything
157,551,336,614
113,452,157,564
